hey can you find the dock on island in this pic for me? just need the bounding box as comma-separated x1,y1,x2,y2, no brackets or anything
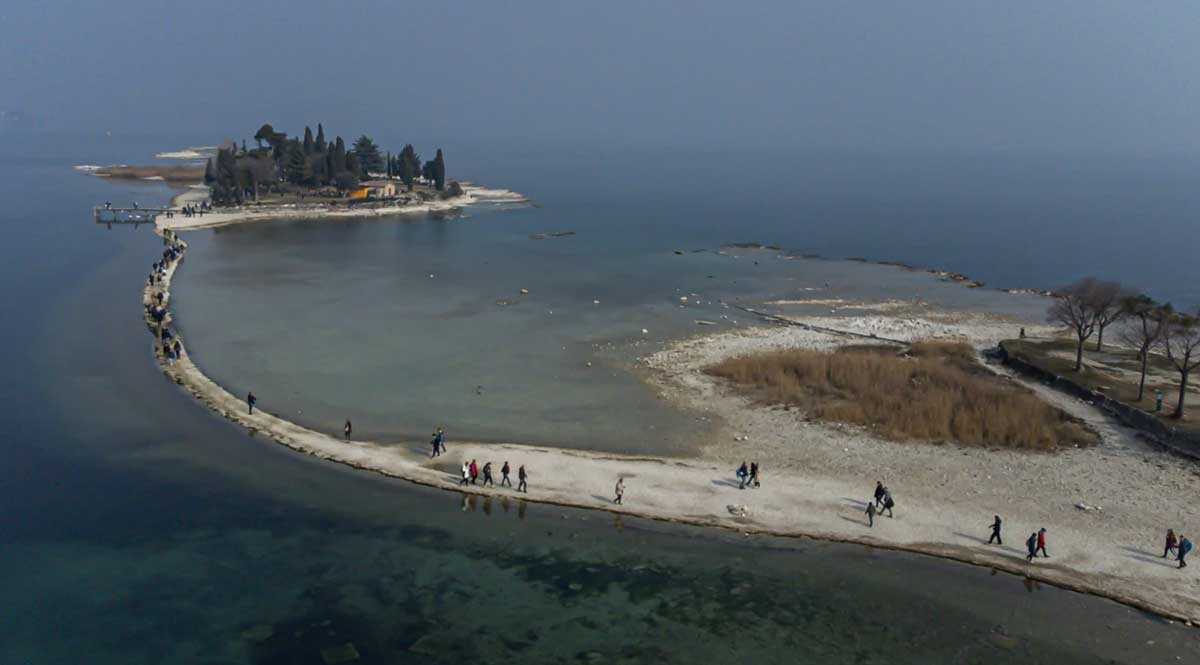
93,206,171,225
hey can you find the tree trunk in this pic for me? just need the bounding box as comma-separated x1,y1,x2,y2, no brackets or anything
1074,337,1085,371
1095,327,1105,352
1137,348,1149,402
1173,371,1189,419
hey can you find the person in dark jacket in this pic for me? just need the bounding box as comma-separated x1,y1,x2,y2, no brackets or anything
482,462,494,487
874,481,886,507
343,419,352,441
881,491,895,518
1026,533,1038,562
864,501,876,527
1178,535,1192,569
1164,529,1178,558
988,515,1003,545
247,392,257,414
501,461,512,487
518,465,528,492
736,461,748,489
750,462,760,488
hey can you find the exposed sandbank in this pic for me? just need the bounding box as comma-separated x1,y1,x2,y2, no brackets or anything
141,224,1200,625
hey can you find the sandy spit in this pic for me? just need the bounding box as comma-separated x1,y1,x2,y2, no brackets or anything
143,214,1200,626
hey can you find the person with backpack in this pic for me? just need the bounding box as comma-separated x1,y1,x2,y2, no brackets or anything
501,461,512,487
518,465,528,492
247,392,257,414
482,462,494,487
1026,533,1038,562
736,461,748,489
1163,529,1178,558
881,491,895,518
988,515,1003,545
1035,528,1049,558
1178,535,1192,569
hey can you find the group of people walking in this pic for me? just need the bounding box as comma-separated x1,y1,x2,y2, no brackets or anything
736,461,761,489
179,202,209,218
146,233,186,365
459,458,528,493
863,481,896,527
1163,529,1193,568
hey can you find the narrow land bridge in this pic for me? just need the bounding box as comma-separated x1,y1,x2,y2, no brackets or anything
93,206,173,224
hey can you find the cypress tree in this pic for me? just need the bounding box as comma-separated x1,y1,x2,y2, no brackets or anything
432,148,446,190
333,137,347,173
303,126,315,154
345,151,361,178
284,141,311,184
398,144,420,191
204,158,216,185
315,123,327,152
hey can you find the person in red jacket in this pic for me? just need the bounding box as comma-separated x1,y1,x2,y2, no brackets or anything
469,459,479,485
1035,528,1049,558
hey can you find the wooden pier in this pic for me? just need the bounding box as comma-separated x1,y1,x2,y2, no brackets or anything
93,206,172,225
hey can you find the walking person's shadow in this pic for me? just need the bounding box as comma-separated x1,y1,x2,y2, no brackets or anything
1120,545,1179,568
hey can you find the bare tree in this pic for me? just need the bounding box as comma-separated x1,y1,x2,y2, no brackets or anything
1119,295,1169,402
1160,308,1200,419
1047,278,1104,371
1091,280,1132,351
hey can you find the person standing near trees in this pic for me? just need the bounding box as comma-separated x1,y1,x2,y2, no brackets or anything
988,515,1003,545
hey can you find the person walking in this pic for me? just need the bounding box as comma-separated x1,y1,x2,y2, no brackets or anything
433,427,446,455
864,501,876,527
874,481,885,507
469,459,479,485
482,462,494,487
459,462,470,486
881,491,895,518
1035,528,1049,558
1178,535,1192,569
501,461,512,487
750,462,760,488
1164,529,1179,558
737,461,748,490
614,477,625,505
1026,533,1038,562
988,515,1003,545
247,392,257,414
343,419,352,441
518,465,528,493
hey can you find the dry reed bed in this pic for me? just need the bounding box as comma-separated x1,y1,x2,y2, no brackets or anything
705,340,1097,450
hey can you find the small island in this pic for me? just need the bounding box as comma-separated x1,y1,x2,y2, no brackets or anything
86,122,527,229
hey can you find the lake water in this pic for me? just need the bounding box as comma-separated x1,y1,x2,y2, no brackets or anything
1,131,1197,663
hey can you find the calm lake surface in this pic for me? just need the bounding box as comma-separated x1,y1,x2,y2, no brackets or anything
1,131,1198,663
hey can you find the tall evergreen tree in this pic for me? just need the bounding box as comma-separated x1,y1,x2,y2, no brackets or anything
398,144,420,191
284,141,312,184
315,123,327,152
351,135,384,174
303,126,315,154
432,148,446,190
345,151,362,178
332,137,347,174
385,151,393,178
204,158,216,185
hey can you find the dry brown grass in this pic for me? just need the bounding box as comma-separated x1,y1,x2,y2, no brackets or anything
705,340,1097,450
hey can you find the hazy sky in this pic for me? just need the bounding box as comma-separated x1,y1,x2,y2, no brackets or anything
2,1,1198,149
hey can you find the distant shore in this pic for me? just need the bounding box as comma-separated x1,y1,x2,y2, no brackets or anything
140,218,1200,625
